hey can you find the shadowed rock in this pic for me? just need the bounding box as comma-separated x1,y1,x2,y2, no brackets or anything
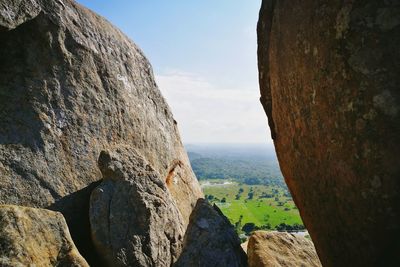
90,147,185,267
247,231,321,267
0,205,88,267
258,0,400,266
48,181,104,266
174,199,248,267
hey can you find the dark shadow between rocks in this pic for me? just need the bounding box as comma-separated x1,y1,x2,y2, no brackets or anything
48,180,105,267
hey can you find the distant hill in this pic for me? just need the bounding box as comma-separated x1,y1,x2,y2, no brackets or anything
187,151,203,160
186,143,277,161
186,143,285,186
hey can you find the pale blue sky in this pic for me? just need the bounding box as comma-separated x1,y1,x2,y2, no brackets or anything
76,1,270,144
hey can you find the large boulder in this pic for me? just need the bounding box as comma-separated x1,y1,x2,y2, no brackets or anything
0,0,202,221
174,199,248,267
0,205,88,267
247,231,321,267
89,147,185,267
0,0,202,263
258,0,400,266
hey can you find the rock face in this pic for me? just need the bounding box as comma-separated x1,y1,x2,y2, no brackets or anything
0,205,88,267
89,147,185,267
247,231,321,267
174,199,248,267
0,0,202,221
0,0,202,263
258,1,400,266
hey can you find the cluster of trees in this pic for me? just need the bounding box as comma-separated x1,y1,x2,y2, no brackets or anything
189,156,285,187
241,222,305,235
234,216,305,236
240,222,273,235
258,190,289,203
235,188,244,200
234,187,257,200
275,223,305,232
207,187,294,209
206,194,227,203
259,192,274,198
247,187,254,200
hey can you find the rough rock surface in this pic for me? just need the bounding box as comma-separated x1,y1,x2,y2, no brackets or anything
258,1,400,266
0,0,202,221
0,205,88,267
247,231,321,267
89,147,185,267
174,199,248,267
0,0,202,263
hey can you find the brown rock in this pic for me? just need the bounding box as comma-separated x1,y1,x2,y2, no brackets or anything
0,0,201,221
0,205,88,267
0,0,202,263
89,147,185,267
258,0,400,266
247,231,321,267
174,199,248,267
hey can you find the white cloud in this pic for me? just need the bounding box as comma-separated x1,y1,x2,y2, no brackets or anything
155,70,272,144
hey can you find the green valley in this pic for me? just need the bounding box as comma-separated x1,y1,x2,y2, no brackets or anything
187,144,305,236
202,181,304,234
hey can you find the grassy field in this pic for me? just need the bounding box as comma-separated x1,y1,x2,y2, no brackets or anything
202,180,303,229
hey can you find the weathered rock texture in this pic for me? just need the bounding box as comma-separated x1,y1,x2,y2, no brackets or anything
0,0,202,262
0,205,88,267
174,199,248,267
90,147,185,267
258,1,400,266
247,231,321,267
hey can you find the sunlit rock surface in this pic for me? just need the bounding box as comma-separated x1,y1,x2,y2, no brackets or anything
0,205,88,267
258,0,400,266
0,0,202,264
0,0,201,221
247,231,321,267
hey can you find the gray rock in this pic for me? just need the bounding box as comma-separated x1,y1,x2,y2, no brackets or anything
0,205,88,267
0,0,202,261
0,0,41,30
90,147,185,267
174,199,248,267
